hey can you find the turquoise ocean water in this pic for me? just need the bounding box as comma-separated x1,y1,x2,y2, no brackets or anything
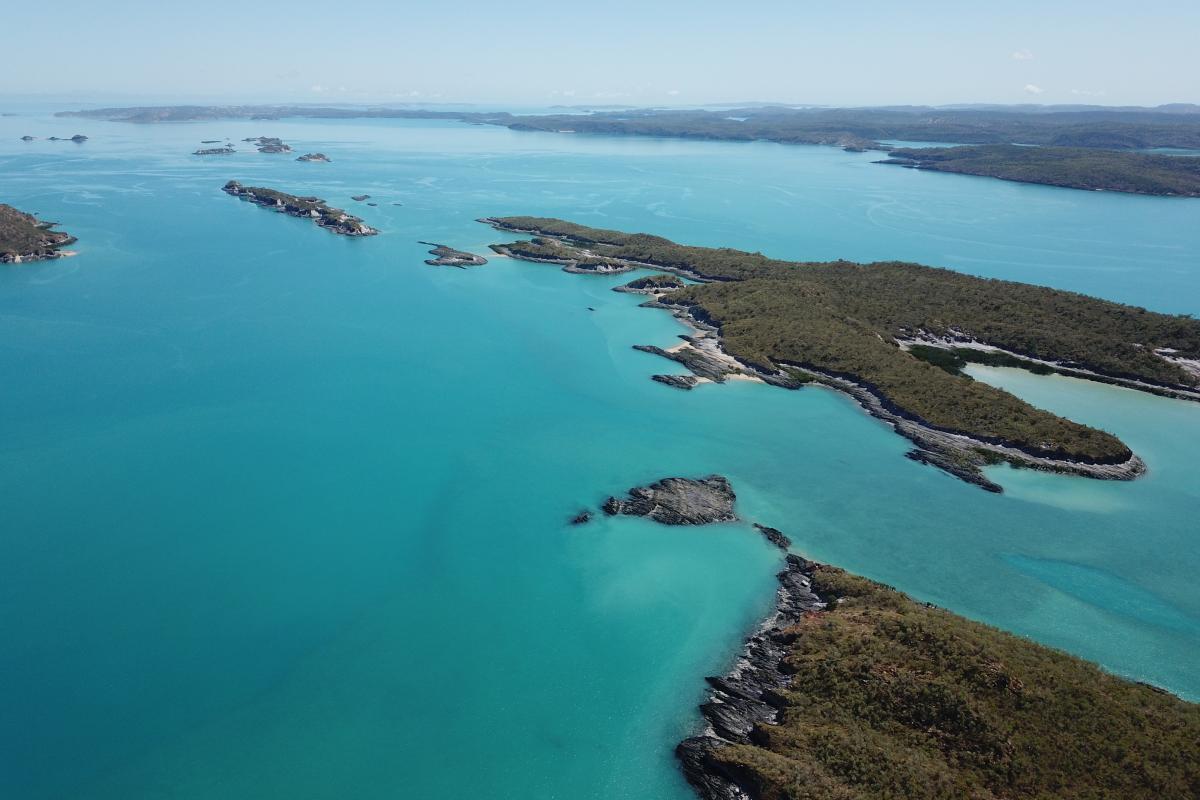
1,113,1198,799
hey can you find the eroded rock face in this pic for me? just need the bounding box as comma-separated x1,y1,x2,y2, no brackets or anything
603,475,736,525
677,555,826,800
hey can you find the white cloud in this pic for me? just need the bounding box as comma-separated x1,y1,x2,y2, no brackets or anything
311,84,328,93
667,89,681,96
1011,49,1035,61
1024,84,1045,95
1070,88,1106,97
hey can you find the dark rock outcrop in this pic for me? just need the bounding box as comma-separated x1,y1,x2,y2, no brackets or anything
634,343,734,382
570,510,592,525
351,194,370,202
652,374,700,390
676,555,826,800
193,145,235,155
296,152,331,162
20,135,35,141
603,475,736,525
752,523,791,550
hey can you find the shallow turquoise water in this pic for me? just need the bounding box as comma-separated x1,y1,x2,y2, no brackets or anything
1,113,1199,799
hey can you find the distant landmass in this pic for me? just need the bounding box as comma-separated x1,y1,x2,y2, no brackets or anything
483,216,1200,490
879,144,1200,196
60,103,1200,196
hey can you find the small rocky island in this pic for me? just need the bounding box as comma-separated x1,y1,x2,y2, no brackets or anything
296,152,331,163
1,204,77,263
603,475,736,525
46,134,88,143
420,241,487,267
221,181,378,236
243,136,291,153
194,145,235,155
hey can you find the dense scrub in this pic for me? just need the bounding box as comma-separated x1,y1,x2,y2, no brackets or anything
711,563,1200,800
489,217,1200,462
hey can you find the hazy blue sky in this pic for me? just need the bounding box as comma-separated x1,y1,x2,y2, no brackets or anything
4,0,1196,106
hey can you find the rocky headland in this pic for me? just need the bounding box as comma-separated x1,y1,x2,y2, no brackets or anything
419,241,487,267
0,204,78,263
221,181,378,236
477,216,1194,492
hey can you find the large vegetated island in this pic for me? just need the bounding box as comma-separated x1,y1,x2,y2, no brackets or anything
60,104,1200,197
483,217,1200,490
0,203,77,263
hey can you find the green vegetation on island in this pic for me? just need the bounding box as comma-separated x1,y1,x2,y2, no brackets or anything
0,204,77,263
221,182,378,236
880,144,1200,196
484,217,1200,476
689,555,1200,800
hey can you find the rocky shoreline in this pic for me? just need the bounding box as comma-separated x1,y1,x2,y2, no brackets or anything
0,204,78,264
676,553,826,800
222,181,378,236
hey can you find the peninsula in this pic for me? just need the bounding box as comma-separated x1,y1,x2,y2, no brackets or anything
221,182,378,236
680,551,1200,800
483,217,1200,490
0,204,78,263
879,144,1200,196
582,474,1200,798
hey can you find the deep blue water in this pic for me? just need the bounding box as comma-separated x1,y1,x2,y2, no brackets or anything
1,112,1198,799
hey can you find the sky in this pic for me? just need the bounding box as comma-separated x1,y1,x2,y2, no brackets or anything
3,0,1197,107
